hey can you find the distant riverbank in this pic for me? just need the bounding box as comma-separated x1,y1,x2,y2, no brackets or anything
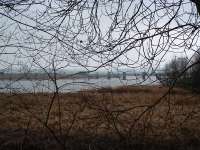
0,72,150,80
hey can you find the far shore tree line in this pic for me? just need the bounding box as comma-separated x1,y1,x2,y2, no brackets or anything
163,51,200,91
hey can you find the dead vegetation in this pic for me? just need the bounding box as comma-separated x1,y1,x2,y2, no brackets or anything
0,85,200,149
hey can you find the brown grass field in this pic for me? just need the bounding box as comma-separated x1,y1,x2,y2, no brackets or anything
0,85,200,150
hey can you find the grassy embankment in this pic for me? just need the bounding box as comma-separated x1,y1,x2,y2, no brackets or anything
0,85,200,149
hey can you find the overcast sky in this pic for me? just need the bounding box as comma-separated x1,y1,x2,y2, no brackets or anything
0,0,199,73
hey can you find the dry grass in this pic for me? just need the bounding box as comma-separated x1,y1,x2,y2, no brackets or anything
0,85,200,149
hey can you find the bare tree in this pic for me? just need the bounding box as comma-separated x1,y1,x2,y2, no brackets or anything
0,0,199,73
191,50,200,90
0,0,200,149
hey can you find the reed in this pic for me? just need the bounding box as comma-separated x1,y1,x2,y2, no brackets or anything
0,85,200,149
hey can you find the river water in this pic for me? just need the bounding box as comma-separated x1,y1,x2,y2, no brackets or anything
0,76,159,93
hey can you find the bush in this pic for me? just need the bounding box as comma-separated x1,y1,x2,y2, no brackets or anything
162,57,189,86
191,53,200,91
162,54,200,92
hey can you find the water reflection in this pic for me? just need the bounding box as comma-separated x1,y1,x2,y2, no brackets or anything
0,76,159,93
